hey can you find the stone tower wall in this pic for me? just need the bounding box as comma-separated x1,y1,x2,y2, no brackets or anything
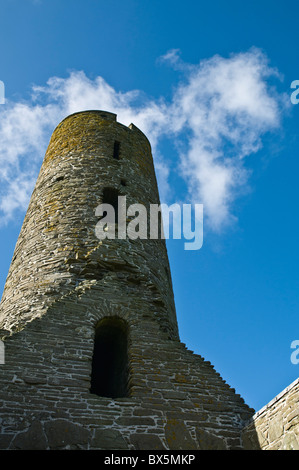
0,304,254,450
0,110,178,340
0,111,255,450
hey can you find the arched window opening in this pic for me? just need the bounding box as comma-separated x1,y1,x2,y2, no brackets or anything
90,318,129,398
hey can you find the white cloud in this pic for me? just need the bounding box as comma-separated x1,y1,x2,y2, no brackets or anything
164,48,287,231
0,48,287,231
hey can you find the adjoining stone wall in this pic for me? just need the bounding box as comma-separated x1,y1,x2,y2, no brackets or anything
242,378,299,450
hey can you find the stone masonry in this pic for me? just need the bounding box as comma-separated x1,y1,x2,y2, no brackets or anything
0,109,290,450
242,378,299,450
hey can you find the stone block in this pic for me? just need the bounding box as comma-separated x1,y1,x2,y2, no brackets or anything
44,419,90,449
91,428,128,450
12,421,47,450
130,433,166,450
195,428,227,450
164,419,198,450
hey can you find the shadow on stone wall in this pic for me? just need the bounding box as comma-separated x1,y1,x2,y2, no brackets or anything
241,420,261,450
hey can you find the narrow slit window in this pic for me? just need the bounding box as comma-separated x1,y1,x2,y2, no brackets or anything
113,141,120,160
90,318,129,398
102,187,119,220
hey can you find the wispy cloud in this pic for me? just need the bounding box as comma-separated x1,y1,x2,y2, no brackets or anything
162,48,287,230
0,48,288,231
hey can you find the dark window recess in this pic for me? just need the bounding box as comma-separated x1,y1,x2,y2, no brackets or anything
102,187,119,220
54,176,64,182
90,318,129,398
113,141,120,160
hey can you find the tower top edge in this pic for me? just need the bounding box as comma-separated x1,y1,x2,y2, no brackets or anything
59,110,117,124
54,110,150,145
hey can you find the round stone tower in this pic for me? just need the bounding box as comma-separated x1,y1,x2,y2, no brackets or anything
0,110,178,340
0,111,254,451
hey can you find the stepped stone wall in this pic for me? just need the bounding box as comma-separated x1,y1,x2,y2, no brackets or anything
0,304,254,450
242,378,299,450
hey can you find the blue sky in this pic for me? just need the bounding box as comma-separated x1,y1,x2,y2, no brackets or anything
0,0,299,412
